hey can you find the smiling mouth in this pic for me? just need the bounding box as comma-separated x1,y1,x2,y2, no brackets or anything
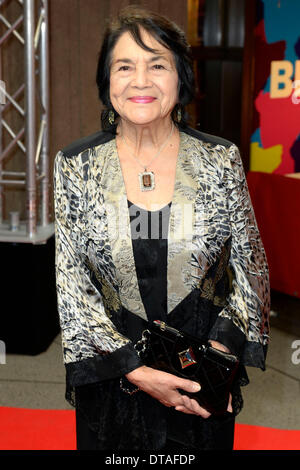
129,96,156,103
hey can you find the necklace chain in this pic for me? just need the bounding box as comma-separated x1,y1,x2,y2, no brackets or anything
120,122,175,170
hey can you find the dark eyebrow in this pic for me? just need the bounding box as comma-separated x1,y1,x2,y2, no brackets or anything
148,55,168,63
113,58,134,65
113,55,169,65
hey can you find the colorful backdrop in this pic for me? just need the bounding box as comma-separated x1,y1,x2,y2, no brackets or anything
250,0,300,174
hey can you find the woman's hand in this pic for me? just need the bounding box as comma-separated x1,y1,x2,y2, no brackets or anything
125,340,233,416
125,366,211,419
208,340,230,353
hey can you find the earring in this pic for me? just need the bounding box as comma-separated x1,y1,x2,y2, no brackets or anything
176,106,182,123
108,109,115,125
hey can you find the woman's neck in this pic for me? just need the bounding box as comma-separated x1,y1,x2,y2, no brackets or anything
117,118,175,155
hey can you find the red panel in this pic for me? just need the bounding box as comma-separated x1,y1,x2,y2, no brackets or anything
247,171,300,298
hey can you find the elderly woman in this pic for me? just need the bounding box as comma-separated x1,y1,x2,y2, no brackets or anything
54,7,270,451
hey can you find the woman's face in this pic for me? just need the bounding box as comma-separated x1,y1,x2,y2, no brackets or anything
109,29,179,126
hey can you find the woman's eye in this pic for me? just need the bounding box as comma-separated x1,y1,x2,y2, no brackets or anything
152,64,165,70
118,65,131,71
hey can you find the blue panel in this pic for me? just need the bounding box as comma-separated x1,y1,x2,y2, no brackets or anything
263,0,300,63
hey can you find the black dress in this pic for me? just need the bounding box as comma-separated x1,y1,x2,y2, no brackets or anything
75,200,238,451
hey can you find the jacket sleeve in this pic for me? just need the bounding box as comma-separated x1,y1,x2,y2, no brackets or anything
208,144,270,369
53,150,143,388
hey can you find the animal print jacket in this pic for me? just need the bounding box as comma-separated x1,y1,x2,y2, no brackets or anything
53,125,270,389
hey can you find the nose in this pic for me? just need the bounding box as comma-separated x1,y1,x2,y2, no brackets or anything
132,65,151,88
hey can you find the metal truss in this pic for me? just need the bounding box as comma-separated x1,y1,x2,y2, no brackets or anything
0,0,53,243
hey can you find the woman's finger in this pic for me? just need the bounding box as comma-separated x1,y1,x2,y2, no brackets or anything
189,398,211,418
227,393,233,413
161,400,172,408
175,405,194,414
180,395,211,418
180,394,194,410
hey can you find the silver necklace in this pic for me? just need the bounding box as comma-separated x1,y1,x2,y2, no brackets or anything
120,123,175,191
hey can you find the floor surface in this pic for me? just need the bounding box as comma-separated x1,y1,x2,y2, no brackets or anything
0,290,299,431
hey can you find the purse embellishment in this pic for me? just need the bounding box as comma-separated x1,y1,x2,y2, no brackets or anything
178,348,197,369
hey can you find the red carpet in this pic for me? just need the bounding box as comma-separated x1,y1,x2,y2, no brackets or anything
0,407,299,451
0,407,76,450
234,423,300,450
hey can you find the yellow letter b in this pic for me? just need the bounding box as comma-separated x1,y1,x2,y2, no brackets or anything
270,61,293,98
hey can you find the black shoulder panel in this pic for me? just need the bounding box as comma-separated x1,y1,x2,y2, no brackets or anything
61,130,115,158
61,126,233,158
180,126,234,149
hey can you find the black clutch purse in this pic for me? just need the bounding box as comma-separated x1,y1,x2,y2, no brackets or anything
135,320,239,415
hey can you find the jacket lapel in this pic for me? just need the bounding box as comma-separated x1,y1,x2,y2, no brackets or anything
166,132,199,313
101,137,147,320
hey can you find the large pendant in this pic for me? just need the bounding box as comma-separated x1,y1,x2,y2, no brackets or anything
139,170,155,191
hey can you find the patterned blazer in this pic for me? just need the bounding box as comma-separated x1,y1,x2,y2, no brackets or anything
53,125,270,390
